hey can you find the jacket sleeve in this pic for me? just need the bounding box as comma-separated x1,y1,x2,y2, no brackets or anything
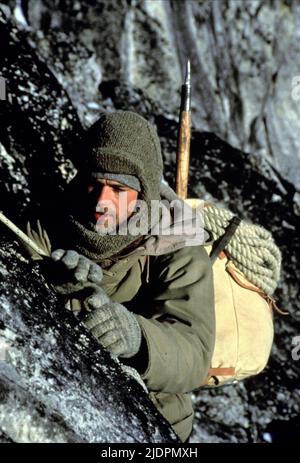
122,245,215,394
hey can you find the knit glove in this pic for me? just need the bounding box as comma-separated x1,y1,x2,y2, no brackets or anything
83,288,142,359
50,249,103,295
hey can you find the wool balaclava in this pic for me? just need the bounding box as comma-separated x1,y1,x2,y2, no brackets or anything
63,110,164,262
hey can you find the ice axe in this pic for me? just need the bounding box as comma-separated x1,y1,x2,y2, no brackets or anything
175,59,191,200
175,61,241,262
0,210,70,287
0,210,64,291
0,210,49,258
0,210,99,319
175,59,203,212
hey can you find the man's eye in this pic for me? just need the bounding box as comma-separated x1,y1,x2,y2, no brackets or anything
113,187,127,192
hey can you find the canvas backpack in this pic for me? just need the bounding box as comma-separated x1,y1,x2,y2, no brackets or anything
188,200,285,389
202,243,276,387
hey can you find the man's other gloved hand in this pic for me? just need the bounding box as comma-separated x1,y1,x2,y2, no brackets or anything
83,288,142,359
50,249,103,295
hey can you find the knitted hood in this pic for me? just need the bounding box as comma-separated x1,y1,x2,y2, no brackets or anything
62,111,164,261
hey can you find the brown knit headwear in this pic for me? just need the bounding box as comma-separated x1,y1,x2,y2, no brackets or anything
62,111,164,262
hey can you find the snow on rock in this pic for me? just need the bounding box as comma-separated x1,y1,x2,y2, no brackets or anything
0,236,179,443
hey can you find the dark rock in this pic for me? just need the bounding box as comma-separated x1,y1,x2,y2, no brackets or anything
0,6,82,223
0,8,179,443
0,234,179,443
15,0,300,190
265,415,300,443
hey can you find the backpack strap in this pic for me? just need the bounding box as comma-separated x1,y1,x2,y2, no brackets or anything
209,215,242,265
201,367,236,386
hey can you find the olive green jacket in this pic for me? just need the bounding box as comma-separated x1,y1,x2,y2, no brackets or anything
26,207,215,442
99,242,215,442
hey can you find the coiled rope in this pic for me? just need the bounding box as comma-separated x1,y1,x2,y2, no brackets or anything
203,203,282,296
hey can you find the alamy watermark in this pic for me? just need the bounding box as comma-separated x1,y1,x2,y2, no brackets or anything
291,336,300,361
89,195,208,245
0,76,6,100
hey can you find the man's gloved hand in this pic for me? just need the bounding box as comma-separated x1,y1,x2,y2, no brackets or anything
83,288,142,359
50,249,103,295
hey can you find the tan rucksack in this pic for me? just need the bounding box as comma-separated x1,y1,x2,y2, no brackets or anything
202,244,276,387
193,201,285,388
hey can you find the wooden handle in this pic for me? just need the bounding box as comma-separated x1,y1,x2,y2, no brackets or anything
175,111,191,200
0,211,48,257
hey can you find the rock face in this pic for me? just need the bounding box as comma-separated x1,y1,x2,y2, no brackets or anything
0,0,299,443
11,0,300,189
0,6,179,443
0,235,178,443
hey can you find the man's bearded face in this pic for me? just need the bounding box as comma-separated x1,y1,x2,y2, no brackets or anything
83,176,139,232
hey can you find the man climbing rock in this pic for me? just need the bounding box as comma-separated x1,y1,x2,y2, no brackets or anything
28,110,215,443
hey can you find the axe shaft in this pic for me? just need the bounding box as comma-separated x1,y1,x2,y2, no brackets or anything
0,211,48,257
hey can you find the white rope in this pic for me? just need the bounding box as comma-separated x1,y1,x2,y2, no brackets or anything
204,204,281,295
